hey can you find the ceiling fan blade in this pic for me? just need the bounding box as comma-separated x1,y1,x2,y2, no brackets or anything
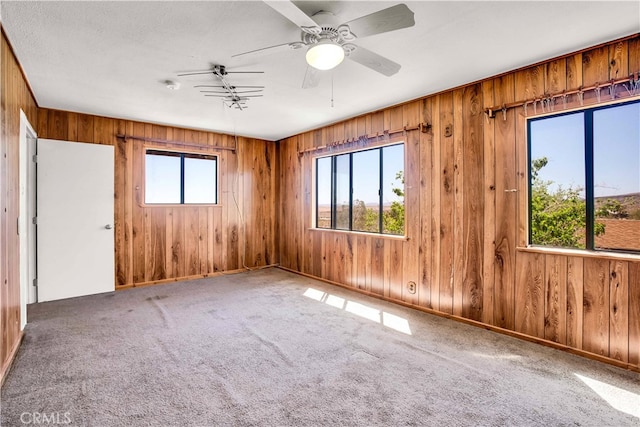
302,66,320,89
343,4,415,39
195,85,265,89
232,42,297,58
263,0,320,33
177,71,214,77
347,46,401,77
178,70,263,77
200,90,264,94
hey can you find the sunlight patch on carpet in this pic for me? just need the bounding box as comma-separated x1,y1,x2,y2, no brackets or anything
575,373,640,419
303,287,412,335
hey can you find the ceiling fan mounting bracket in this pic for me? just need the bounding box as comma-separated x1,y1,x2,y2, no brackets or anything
342,43,357,57
337,25,355,41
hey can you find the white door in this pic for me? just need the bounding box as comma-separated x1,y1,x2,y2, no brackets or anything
19,110,37,328
37,139,115,302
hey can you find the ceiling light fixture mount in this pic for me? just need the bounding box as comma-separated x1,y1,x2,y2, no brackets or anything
165,80,181,90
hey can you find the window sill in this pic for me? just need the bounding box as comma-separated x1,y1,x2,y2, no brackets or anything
517,245,640,262
309,227,408,241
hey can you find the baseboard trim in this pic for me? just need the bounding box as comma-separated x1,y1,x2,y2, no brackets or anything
116,264,280,290
1,330,25,387
278,266,640,374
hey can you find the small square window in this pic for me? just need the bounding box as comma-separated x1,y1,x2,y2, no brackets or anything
145,150,218,205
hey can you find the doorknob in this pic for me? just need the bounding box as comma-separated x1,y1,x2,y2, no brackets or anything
105,224,113,230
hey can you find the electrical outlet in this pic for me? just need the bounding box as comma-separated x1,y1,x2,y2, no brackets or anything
407,281,416,294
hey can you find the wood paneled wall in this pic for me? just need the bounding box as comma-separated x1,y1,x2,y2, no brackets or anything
37,108,277,288
277,35,640,370
1,30,39,381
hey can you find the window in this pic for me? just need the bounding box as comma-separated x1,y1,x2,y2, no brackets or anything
528,99,639,253
145,150,218,204
316,143,405,236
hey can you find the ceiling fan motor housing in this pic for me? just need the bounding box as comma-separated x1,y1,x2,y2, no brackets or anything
301,11,356,55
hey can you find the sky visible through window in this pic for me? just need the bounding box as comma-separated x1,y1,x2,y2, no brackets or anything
530,102,639,198
145,152,217,204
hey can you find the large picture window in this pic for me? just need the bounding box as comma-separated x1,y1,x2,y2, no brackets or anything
316,143,405,236
528,99,639,253
145,150,218,204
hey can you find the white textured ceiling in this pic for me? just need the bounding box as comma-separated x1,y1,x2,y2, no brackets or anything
2,1,639,141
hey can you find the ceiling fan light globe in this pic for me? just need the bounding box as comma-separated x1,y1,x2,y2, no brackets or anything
306,42,345,71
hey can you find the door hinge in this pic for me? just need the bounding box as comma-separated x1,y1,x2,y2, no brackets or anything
32,154,37,163
33,278,38,287
32,217,37,225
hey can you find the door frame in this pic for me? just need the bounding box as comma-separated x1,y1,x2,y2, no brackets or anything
19,109,37,329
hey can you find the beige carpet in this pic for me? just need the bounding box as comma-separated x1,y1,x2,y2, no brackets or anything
2,268,639,426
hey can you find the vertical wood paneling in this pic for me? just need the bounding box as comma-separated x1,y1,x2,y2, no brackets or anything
439,92,455,314
608,41,628,80
544,255,567,344
493,74,516,330
629,262,640,366
582,46,616,86
452,89,464,317
418,98,433,308
583,258,610,357
131,122,146,283
481,80,496,325
515,252,545,338
566,53,583,90
609,261,628,362
389,239,403,300
566,257,584,349
428,97,441,311
114,136,127,286
372,238,385,296
515,67,542,248
344,234,354,287
545,59,567,94
77,114,94,143
461,84,484,320
402,128,420,304
582,46,609,87
629,38,640,74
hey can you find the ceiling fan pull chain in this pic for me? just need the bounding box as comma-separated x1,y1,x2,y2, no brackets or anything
331,74,335,108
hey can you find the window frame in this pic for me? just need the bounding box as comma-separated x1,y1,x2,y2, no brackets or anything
143,148,219,206
314,141,405,236
526,98,640,254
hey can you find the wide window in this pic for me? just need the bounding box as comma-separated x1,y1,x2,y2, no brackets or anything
528,99,639,253
145,150,218,204
316,143,405,236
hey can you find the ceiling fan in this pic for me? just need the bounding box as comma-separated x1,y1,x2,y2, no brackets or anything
177,65,264,110
233,1,415,88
